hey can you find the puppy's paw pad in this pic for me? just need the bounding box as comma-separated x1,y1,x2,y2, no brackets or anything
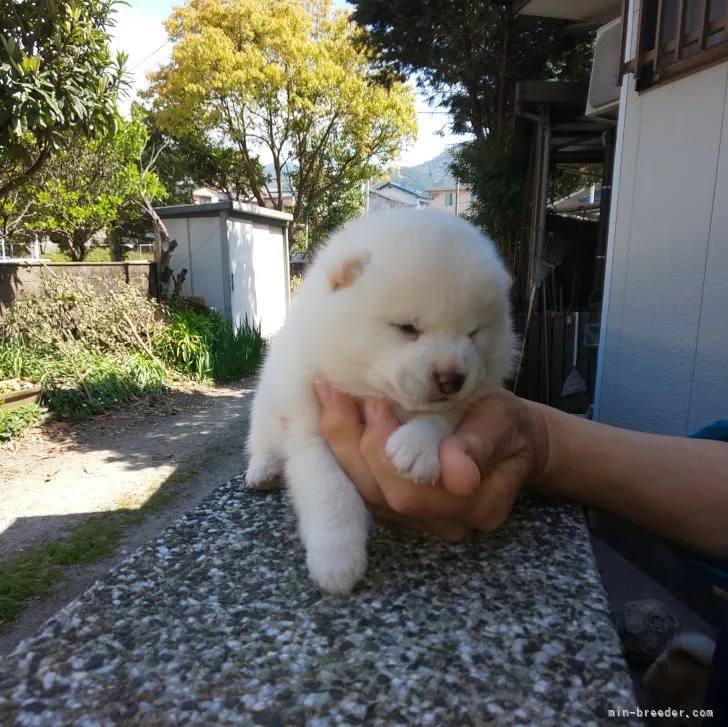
307,544,367,596
245,455,284,491
385,427,440,483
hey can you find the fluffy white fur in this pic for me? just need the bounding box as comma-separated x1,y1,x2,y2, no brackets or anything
245,208,516,595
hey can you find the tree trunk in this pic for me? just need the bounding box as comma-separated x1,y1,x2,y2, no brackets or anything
70,230,89,261
109,229,125,262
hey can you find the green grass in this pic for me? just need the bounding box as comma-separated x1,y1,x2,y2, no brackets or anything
0,469,188,630
0,403,43,441
154,310,264,383
0,516,125,627
44,248,154,263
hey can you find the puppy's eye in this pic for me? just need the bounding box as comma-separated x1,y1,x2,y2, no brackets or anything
392,323,420,340
469,328,480,338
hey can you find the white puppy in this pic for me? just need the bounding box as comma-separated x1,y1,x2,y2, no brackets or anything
245,208,516,595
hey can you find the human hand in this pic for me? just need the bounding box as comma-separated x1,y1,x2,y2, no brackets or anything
313,381,549,542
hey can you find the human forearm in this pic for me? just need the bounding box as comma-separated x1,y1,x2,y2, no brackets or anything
530,403,728,558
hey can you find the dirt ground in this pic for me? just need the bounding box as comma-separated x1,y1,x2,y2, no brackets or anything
0,379,257,654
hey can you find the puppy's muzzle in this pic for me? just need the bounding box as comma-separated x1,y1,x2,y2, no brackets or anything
434,370,465,396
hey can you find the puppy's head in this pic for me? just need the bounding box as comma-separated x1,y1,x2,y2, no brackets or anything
300,208,516,412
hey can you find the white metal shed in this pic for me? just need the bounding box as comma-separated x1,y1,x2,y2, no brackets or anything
156,201,292,339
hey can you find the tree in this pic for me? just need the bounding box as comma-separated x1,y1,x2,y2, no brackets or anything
294,177,366,251
0,0,128,199
350,0,593,271
29,111,164,261
136,105,265,206
146,0,417,247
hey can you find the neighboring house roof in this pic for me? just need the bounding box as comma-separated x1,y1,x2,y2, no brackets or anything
550,184,602,215
376,181,430,200
427,185,472,194
192,186,295,203
369,189,420,207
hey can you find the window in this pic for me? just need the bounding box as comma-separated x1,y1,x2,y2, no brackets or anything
197,195,212,204
444,192,454,206
629,0,728,90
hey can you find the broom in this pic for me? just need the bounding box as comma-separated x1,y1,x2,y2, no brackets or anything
513,232,569,395
561,310,589,402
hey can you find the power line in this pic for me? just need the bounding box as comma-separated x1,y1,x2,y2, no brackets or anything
130,40,171,72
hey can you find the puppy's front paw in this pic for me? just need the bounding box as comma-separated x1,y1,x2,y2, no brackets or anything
385,422,440,483
306,539,367,596
245,454,284,491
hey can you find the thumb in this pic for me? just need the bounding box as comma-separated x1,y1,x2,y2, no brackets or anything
438,396,516,495
439,434,489,495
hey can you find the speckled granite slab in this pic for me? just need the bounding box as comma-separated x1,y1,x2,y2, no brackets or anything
0,477,641,726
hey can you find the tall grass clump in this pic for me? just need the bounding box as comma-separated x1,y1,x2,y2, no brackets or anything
154,310,264,382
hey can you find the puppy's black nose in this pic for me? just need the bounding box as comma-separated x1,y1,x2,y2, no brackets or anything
435,371,465,396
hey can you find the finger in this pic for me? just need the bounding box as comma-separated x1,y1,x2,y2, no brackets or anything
439,395,518,494
439,437,483,495
368,506,470,542
313,381,384,505
314,379,362,441
471,455,528,532
360,399,475,520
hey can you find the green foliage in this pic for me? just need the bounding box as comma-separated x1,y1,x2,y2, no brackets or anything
154,310,264,382
137,104,265,205
350,0,594,277
148,0,416,243
294,181,365,251
0,0,128,199
0,403,42,441
0,343,167,422
450,130,530,270
27,110,164,261
0,273,264,432
351,1,592,140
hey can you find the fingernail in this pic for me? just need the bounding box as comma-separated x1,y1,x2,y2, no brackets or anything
312,379,331,405
363,398,381,423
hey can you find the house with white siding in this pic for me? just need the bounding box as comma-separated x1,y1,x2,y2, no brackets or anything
367,182,430,212
516,0,728,436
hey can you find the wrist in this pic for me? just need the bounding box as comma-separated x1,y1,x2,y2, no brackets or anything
523,399,563,491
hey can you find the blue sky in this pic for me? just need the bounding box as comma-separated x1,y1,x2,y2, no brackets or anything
110,0,471,167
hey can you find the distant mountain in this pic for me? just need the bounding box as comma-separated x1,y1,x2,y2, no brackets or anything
386,149,459,193
260,148,461,196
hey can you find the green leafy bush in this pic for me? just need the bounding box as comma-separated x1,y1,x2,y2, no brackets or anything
0,343,167,422
154,310,263,382
0,404,42,441
0,274,264,437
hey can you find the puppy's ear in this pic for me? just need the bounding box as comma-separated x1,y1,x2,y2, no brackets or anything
328,253,370,292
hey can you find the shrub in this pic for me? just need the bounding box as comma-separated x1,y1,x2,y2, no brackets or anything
0,404,42,441
0,275,264,436
154,310,264,382
1,272,163,357
0,343,167,422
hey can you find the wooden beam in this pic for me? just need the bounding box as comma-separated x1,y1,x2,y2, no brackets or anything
654,0,666,72
698,0,709,49
677,0,687,60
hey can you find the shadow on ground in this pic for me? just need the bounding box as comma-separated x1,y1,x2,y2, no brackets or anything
0,380,260,653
